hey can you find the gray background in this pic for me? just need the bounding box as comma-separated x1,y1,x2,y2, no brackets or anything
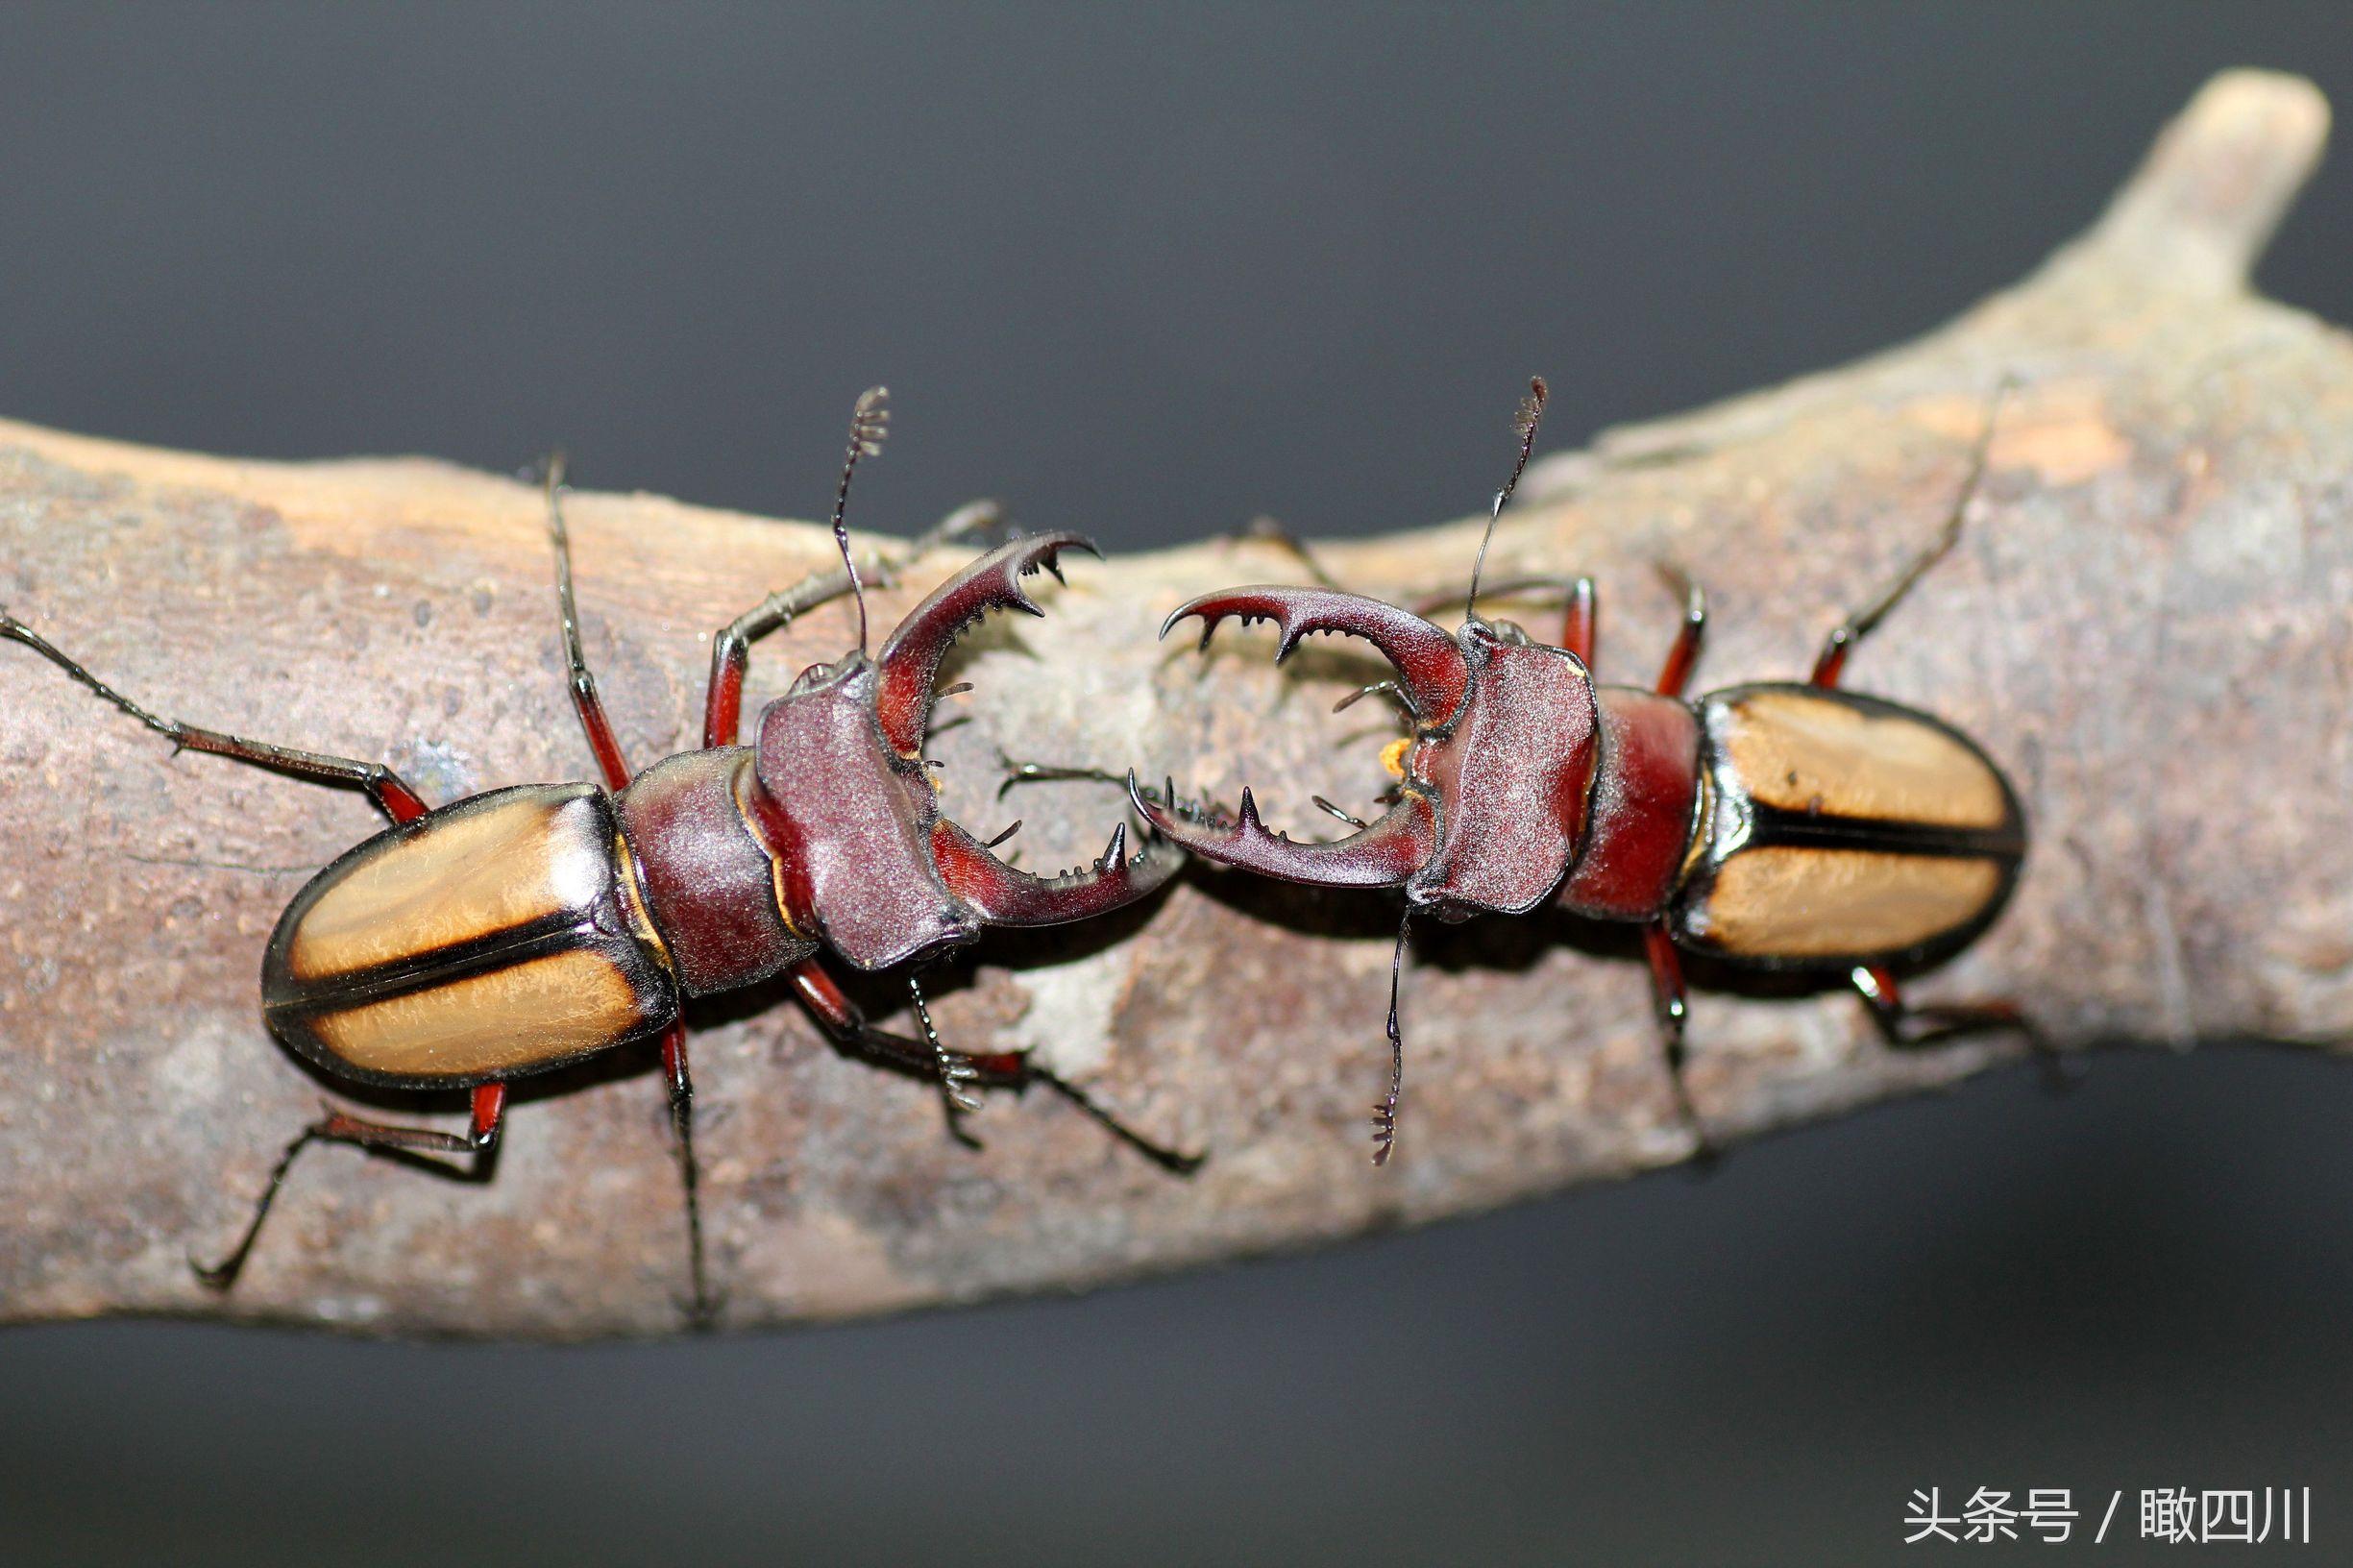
4,6,2351,1564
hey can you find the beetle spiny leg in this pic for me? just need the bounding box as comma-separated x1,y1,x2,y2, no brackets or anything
1225,515,1343,589
1371,910,1413,1166
1811,375,2014,687
2,612,184,741
1026,1065,1208,1176
929,498,1008,554
985,819,1022,848
1333,678,1419,720
189,1120,332,1290
1311,795,1369,830
908,973,984,1132
994,751,1129,800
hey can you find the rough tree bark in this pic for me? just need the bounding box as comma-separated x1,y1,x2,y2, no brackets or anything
2,72,2346,1336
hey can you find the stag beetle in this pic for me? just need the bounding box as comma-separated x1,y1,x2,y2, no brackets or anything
1133,379,2034,1163
1,388,1190,1321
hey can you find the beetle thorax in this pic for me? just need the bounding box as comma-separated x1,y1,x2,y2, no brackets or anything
1403,623,1602,919
742,654,980,971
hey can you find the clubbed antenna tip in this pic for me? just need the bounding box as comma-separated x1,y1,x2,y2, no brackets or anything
833,385,892,653
850,386,890,456
1515,376,1549,447
1465,375,1550,625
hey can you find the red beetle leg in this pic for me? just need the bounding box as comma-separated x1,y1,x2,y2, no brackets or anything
190,1084,507,1292
785,958,1202,1174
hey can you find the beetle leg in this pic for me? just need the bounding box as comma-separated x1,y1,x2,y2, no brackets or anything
1231,533,1593,656
191,1083,506,1291
906,971,984,1148
1558,576,1598,668
1370,910,1413,1165
1017,1064,1207,1175
702,502,1006,749
1811,380,2010,688
1851,964,2071,1090
527,453,729,1325
542,456,634,792
993,756,1129,801
1224,515,1341,588
1652,565,1706,698
655,1022,720,1329
1642,925,1717,1162
990,761,1202,848
784,958,1203,1174
1407,575,1587,637
2,612,429,823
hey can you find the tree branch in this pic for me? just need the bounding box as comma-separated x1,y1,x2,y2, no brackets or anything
2,71,2344,1336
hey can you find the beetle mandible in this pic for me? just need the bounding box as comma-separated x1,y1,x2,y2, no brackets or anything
1132,378,2037,1163
1,388,1192,1321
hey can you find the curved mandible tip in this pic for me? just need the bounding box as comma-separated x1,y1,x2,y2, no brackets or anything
1127,770,1435,890
931,808,1182,927
1160,585,1470,731
874,531,1102,756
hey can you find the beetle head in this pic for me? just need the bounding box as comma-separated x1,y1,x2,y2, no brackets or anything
1132,590,1597,919
746,531,1183,971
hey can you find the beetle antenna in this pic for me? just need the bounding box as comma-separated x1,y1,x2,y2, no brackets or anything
832,386,891,655
1370,909,1414,1165
1464,376,1549,625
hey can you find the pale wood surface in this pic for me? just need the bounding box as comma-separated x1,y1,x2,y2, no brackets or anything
1,72,2345,1335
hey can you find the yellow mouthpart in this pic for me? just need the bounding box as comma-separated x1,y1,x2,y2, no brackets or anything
1380,737,1412,779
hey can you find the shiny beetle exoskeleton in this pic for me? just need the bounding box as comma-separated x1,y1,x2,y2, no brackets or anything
2,388,1192,1321
1136,379,2035,1163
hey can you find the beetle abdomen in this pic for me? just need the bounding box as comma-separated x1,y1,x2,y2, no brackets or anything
262,784,678,1088
1673,684,2024,967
